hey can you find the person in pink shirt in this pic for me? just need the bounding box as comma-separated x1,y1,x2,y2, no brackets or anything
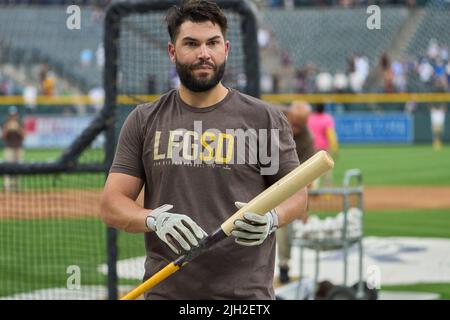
307,103,339,187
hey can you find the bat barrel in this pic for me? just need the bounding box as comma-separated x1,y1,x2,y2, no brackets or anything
221,150,334,235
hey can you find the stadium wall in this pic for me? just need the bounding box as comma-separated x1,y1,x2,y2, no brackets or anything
1,103,448,147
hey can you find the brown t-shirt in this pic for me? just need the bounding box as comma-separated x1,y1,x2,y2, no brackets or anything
294,126,316,163
110,88,300,299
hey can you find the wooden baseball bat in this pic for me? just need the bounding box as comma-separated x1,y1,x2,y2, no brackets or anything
120,150,334,300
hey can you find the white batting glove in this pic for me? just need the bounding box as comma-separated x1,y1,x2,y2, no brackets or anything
231,201,279,246
146,204,207,254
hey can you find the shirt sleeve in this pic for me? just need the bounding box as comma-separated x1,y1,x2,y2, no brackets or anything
109,106,145,179
325,114,335,129
295,128,316,164
262,108,300,186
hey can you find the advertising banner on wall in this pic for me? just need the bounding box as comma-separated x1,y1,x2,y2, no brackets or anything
23,115,104,149
334,113,413,144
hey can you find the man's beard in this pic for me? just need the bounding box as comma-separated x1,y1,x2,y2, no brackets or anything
176,59,226,92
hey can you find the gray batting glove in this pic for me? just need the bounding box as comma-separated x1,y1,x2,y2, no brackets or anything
231,201,279,246
146,204,207,254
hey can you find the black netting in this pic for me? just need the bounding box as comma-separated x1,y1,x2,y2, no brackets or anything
0,0,259,300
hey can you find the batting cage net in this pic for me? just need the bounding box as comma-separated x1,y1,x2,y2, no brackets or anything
105,0,260,300
0,0,259,299
1,0,449,300
0,5,109,299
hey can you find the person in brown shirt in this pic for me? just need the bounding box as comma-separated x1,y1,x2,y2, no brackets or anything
276,100,315,284
100,0,308,300
2,106,25,191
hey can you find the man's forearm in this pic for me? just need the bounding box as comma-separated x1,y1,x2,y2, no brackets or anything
275,187,308,227
100,192,150,233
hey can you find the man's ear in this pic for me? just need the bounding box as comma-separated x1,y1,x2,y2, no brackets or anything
225,40,230,60
168,41,176,64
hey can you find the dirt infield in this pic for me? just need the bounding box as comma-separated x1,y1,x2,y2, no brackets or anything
364,186,450,210
0,187,449,220
309,186,450,212
0,190,101,219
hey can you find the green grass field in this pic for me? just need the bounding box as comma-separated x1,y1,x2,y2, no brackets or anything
0,144,449,299
0,148,105,190
1,209,448,299
332,145,450,186
0,148,104,163
0,218,144,297
316,209,450,239
2,144,449,186
381,283,450,300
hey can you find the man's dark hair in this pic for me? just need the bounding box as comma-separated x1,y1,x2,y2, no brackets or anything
314,103,325,113
166,0,228,42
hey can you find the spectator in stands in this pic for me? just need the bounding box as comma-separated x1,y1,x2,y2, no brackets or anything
88,87,105,113
392,59,407,92
0,79,8,96
281,50,292,68
295,63,316,93
346,54,356,75
434,59,448,91
90,3,106,24
307,103,338,188
349,71,365,93
258,28,271,49
0,76,14,95
38,65,55,96
339,0,353,8
276,100,315,284
80,49,93,68
406,0,416,8
316,71,333,92
417,57,434,84
96,43,105,70
2,106,25,192
236,72,247,91
427,38,440,61
354,54,369,85
346,53,368,93
333,72,349,93
440,44,449,62
272,73,280,93
23,83,38,112
380,52,394,93
446,61,450,87
261,72,274,93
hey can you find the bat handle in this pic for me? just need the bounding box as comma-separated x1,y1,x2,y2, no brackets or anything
176,228,228,265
